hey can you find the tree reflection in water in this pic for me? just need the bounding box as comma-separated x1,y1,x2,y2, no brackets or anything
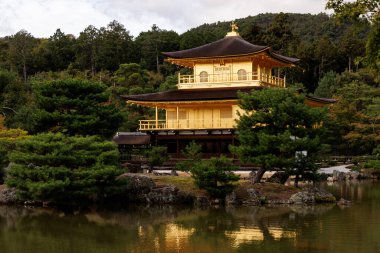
0,181,380,253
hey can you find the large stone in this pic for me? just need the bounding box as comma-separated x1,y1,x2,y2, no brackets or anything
146,185,179,204
0,188,19,205
117,173,155,194
225,191,237,206
332,170,346,181
289,187,336,204
347,171,360,180
266,172,289,184
311,187,336,203
289,191,315,204
241,188,262,205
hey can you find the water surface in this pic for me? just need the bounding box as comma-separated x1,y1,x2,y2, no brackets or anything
0,181,379,253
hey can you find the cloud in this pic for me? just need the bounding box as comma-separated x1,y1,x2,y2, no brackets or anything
0,0,110,37
0,0,329,38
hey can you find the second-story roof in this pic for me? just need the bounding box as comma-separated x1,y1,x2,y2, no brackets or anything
123,86,336,108
123,86,261,103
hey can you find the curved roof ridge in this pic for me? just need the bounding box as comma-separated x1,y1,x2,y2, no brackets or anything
162,36,269,59
270,51,300,63
162,36,299,64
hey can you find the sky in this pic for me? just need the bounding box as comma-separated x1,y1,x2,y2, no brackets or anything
0,0,330,38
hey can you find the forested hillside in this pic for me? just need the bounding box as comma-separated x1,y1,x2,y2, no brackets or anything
0,13,370,90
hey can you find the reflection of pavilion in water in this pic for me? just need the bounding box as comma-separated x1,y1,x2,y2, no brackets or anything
225,227,296,247
135,222,297,252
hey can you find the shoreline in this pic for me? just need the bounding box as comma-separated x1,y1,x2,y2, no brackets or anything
1,173,341,208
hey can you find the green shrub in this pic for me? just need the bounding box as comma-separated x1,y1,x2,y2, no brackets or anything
365,160,380,170
6,133,127,204
176,141,202,172
190,156,240,199
145,146,169,172
0,128,29,184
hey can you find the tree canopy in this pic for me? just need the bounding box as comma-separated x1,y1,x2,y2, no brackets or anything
13,79,123,138
326,0,379,22
232,88,327,183
6,133,126,204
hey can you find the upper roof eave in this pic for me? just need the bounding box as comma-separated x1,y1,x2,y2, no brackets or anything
162,35,299,65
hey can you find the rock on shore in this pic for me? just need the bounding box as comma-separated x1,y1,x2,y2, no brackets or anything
117,173,194,204
0,176,338,207
289,187,336,204
0,187,18,205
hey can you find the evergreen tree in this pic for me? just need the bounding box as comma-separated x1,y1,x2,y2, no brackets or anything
145,146,169,172
15,79,123,138
46,29,76,71
190,156,239,198
232,88,327,183
6,133,126,204
328,81,380,154
8,30,36,83
314,71,337,98
75,25,100,75
97,21,134,71
135,24,180,72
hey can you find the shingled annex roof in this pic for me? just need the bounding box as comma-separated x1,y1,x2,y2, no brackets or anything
162,35,299,64
305,95,337,107
112,132,150,145
122,86,262,102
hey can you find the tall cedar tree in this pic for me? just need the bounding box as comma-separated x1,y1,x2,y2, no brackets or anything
29,79,122,138
232,88,327,184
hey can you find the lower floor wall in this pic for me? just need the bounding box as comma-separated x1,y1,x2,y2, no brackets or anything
117,131,238,161
153,133,236,158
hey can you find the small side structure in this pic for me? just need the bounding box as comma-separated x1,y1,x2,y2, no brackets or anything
113,132,150,162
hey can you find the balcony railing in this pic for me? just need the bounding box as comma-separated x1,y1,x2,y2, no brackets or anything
139,120,167,130
178,72,285,88
139,119,235,131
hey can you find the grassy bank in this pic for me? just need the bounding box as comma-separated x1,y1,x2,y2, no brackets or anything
150,176,301,202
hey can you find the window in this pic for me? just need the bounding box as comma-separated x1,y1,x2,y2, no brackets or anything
237,69,247,80
200,71,208,82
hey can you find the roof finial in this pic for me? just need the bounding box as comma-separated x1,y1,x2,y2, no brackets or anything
231,21,238,32
226,21,240,37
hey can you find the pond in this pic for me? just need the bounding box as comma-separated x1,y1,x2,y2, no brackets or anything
0,181,379,253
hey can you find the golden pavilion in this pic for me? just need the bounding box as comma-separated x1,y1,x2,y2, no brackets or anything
116,23,333,157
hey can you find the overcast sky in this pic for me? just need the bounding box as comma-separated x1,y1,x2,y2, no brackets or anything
0,0,330,38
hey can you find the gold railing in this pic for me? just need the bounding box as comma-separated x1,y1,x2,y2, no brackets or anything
178,72,285,87
139,119,235,130
139,120,166,130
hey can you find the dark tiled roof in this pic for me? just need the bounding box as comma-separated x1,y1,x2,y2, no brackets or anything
113,132,150,145
270,52,300,64
162,36,299,63
122,87,262,102
305,95,337,104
